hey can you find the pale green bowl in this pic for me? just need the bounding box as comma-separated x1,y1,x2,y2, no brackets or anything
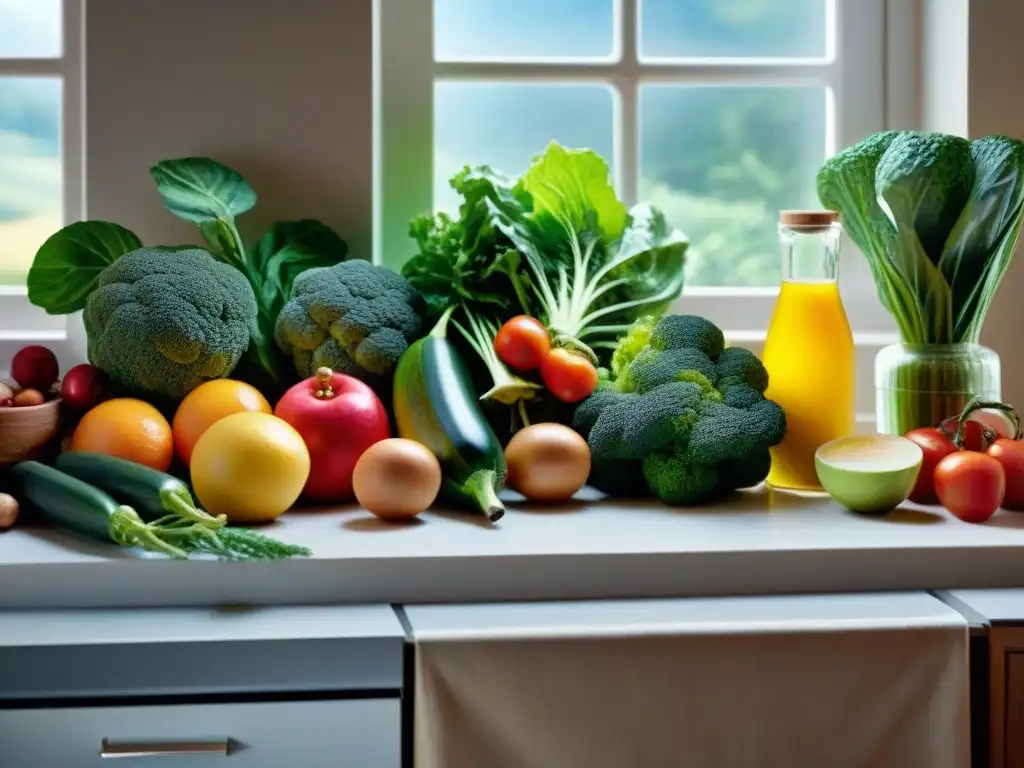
815,434,924,515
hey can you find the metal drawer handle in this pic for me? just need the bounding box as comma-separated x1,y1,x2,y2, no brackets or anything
100,738,229,759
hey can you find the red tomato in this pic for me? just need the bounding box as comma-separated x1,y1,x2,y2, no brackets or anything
934,451,1005,523
988,438,1024,510
540,348,598,403
494,316,551,372
903,427,957,504
958,419,992,452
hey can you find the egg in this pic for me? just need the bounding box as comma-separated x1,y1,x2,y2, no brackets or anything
352,438,442,520
504,423,591,503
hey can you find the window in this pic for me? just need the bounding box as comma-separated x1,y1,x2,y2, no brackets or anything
376,0,892,422
0,0,84,371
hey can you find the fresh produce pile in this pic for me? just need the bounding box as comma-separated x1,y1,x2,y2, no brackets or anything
0,141,785,553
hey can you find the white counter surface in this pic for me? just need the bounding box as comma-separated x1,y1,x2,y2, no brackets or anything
2,487,1024,609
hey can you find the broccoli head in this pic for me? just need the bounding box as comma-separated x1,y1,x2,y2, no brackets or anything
83,247,258,401
572,313,787,505
275,259,426,389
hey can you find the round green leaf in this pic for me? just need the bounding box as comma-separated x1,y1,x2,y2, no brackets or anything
150,157,256,224
26,221,142,315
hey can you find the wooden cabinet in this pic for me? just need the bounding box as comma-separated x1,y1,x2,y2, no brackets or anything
989,629,1024,767
939,590,1024,768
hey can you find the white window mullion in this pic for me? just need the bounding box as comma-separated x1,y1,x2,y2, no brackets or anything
616,0,639,206
373,0,434,272
0,0,87,374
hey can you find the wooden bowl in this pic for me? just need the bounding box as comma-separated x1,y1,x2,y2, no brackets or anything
0,384,62,466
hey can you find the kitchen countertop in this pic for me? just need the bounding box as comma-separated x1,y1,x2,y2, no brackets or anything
2,486,1024,609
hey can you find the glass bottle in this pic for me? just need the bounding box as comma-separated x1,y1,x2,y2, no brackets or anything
763,210,855,491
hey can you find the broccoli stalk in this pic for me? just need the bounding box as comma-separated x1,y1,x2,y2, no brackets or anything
451,307,540,409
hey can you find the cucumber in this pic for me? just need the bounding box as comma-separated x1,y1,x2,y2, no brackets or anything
53,452,311,560
11,461,189,558
393,307,506,521
55,452,221,525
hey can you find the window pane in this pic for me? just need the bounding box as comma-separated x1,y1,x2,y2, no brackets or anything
0,0,61,58
640,85,825,287
434,83,614,212
434,0,615,61
0,77,61,286
640,0,827,59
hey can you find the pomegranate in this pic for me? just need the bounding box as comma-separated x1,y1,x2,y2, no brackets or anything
273,367,390,502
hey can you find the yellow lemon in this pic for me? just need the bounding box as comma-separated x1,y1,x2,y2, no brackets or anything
190,411,310,523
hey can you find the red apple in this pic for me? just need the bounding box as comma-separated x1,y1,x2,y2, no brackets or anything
273,367,390,502
60,363,110,411
11,345,58,391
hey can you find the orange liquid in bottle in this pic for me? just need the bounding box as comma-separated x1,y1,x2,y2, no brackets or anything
763,279,855,490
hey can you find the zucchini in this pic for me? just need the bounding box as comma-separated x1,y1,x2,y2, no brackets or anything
53,452,311,560
11,461,189,558
55,452,224,525
393,306,506,521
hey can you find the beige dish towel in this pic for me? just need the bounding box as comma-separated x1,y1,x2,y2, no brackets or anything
409,593,969,768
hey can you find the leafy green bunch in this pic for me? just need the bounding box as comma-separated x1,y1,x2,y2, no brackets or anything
403,142,690,365
817,131,1024,344
27,158,349,399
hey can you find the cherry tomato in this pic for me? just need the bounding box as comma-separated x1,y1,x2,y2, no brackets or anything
934,451,1005,523
540,348,598,403
988,438,1024,510
903,427,956,504
494,316,551,372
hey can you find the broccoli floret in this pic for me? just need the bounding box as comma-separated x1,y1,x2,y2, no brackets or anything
715,346,769,393
572,389,630,439
84,247,257,401
573,312,788,505
686,399,786,465
648,315,725,359
609,315,658,381
720,383,764,409
629,348,718,394
642,453,721,506
275,260,426,388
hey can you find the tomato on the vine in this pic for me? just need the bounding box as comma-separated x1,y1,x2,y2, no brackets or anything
934,451,1005,523
494,316,551,372
903,427,956,504
540,348,598,403
987,438,1024,510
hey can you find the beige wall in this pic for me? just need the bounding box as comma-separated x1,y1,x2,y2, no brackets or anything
83,0,1024,410
85,0,373,259
968,0,1024,409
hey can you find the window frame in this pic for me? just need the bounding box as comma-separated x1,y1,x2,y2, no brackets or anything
374,0,892,329
0,0,86,375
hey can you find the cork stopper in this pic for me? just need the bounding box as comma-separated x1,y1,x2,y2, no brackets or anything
779,210,840,231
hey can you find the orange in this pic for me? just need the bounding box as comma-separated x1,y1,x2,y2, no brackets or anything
172,379,271,466
70,398,174,471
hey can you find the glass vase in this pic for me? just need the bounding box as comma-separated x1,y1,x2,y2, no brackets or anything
875,343,1001,435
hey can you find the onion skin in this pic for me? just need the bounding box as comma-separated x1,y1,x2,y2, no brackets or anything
353,438,442,520
505,423,591,503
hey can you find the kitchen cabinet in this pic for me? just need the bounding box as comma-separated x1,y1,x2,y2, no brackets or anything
0,604,406,767
1,699,400,767
939,589,1024,768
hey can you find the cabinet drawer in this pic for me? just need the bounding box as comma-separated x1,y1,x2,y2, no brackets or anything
0,698,400,767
